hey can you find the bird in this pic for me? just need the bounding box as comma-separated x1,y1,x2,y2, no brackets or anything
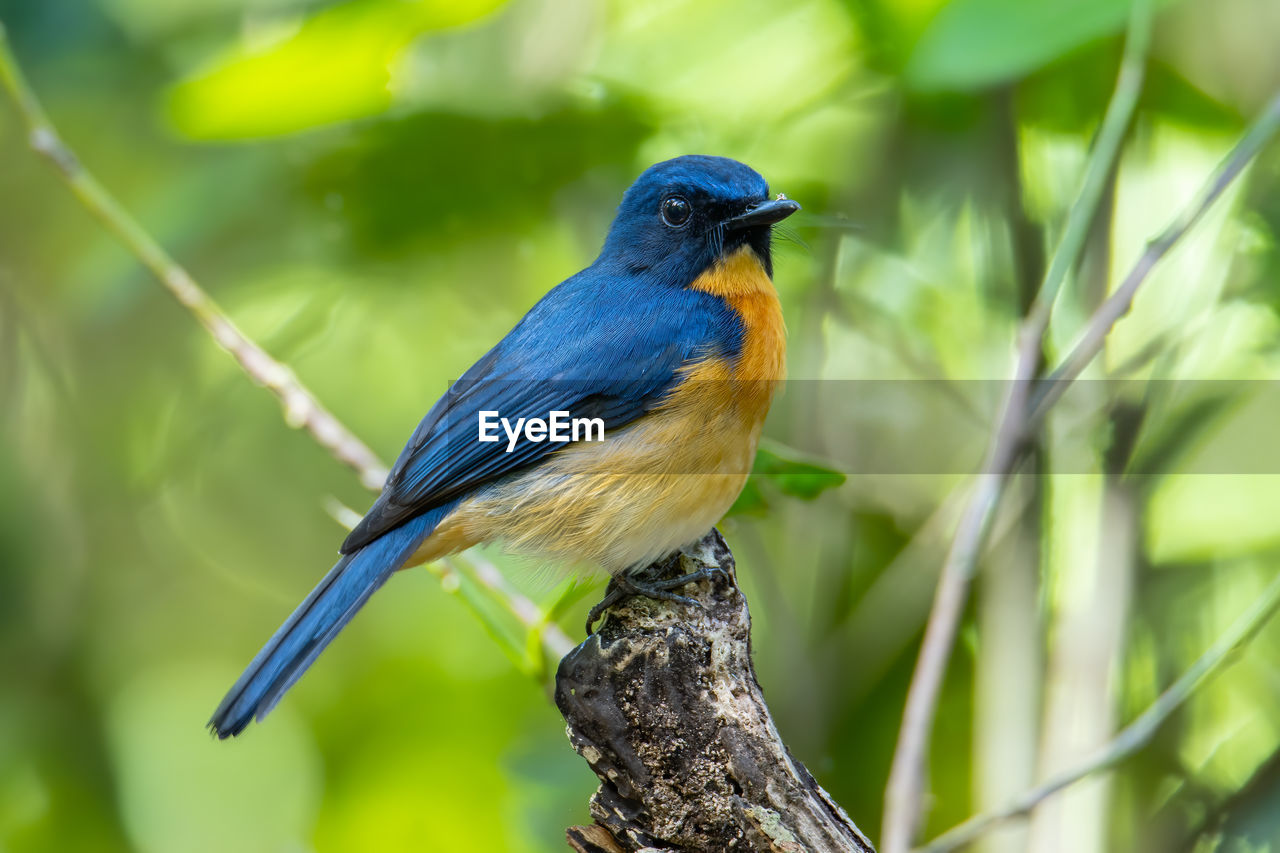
209,155,799,738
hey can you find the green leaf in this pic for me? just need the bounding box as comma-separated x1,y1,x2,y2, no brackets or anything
728,479,769,517
905,0,1170,92
543,578,592,625
167,0,508,139
754,441,847,499
728,440,846,516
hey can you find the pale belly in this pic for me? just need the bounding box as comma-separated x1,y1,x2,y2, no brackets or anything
412,246,785,575
412,381,771,575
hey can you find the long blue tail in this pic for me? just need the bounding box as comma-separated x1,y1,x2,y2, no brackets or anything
209,507,451,738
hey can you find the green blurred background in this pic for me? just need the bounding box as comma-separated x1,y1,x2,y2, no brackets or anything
3,0,1280,850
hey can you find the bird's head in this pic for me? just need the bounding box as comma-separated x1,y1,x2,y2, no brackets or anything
600,155,799,285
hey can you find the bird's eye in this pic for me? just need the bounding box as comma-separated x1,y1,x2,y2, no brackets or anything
661,196,691,228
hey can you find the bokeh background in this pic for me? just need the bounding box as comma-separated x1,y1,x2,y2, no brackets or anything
4,0,1280,850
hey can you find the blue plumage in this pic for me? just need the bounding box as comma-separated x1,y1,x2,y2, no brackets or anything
342,273,742,554
208,155,797,738
210,501,459,737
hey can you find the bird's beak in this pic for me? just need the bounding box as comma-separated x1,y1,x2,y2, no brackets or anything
723,197,801,230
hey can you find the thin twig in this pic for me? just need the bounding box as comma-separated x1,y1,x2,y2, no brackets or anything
886,68,1280,853
919,570,1280,853
326,497,576,665
908,96,1280,845
0,22,388,490
880,4,1155,849
462,551,576,659
0,22,576,667
1030,88,1280,418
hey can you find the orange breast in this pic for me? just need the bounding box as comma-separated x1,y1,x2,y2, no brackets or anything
684,244,787,420
411,246,787,574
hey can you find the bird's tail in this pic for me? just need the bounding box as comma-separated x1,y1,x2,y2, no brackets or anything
209,507,449,738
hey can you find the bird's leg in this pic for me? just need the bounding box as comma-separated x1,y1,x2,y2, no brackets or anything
584,551,727,634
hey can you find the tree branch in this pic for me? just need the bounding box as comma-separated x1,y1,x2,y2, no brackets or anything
919,570,1280,853
0,20,575,671
558,530,875,852
880,3,1155,849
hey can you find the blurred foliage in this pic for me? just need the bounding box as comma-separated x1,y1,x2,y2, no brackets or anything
906,0,1162,91
731,439,847,516
3,0,1280,851
168,0,509,138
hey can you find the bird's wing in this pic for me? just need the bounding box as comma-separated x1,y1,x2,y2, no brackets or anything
340,284,724,553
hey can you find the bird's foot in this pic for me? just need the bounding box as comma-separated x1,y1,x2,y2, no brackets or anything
584,554,725,635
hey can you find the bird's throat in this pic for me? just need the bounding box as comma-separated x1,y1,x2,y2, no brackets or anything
690,245,777,299
689,246,786,386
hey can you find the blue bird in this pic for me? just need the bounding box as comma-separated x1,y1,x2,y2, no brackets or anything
209,155,799,738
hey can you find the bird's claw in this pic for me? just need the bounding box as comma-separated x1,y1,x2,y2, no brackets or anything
584,560,723,634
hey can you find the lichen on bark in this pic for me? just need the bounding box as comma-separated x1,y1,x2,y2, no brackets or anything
557,530,874,853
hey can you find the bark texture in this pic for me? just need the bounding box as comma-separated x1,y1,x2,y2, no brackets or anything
557,529,874,853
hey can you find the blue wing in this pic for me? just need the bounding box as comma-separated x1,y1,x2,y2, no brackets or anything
210,267,743,737
341,270,743,553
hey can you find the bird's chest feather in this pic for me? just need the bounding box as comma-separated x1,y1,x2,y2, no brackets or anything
683,244,787,418
598,246,786,481
424,247,785,572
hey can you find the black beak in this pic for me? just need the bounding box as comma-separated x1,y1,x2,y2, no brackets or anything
723,198,801,230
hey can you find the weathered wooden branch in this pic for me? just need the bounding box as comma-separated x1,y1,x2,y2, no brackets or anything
556,530,874,853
